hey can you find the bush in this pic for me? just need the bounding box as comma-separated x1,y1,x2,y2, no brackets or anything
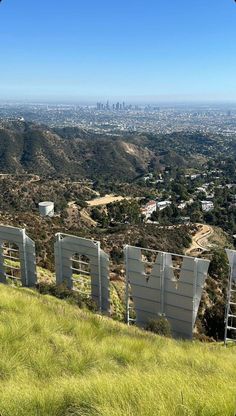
193,333,216,343
202,299,226,341
36,281,97,312
209,249,229,284
110,246,124,264
146,316,172,337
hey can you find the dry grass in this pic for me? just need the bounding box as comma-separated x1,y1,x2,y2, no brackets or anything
0,284,235,415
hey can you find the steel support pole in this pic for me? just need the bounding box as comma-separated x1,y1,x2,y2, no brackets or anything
124,245,130,325
22,228,28,286
97,241,102,314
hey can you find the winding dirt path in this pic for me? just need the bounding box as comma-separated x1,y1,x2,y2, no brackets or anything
186,223,214,255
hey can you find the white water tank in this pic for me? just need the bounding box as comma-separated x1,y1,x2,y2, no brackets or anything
39,201,54,217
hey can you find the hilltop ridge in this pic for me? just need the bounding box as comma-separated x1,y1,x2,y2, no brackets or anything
0,121,226,180
0,283,235,416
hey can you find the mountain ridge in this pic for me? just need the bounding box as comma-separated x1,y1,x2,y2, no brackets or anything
0,121,223,179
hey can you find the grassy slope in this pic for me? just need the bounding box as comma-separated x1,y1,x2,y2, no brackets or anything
0,285,235,416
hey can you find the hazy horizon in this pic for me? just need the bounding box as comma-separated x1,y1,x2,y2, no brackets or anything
1,97,236,107
0,0,236,102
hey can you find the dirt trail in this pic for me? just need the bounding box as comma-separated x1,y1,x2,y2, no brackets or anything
67,201,97,227
86,194,128,207
80,208,97,227
186,223,214,255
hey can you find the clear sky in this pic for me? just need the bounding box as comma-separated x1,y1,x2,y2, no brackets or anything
0,0,235,103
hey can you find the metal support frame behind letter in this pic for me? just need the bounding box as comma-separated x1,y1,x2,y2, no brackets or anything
125,245,210,339
55,233,110,314
0,225,37,287
224,249,236,344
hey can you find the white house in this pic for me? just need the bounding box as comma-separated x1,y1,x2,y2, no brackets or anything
157,200,172,211
141,200,157,219
201,201,214,212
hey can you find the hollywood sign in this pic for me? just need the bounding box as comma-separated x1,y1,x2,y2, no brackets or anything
0,224,233,340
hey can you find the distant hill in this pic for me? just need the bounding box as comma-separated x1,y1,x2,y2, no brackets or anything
0,121,227,179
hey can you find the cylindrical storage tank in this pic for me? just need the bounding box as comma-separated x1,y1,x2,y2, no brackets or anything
39,201,54,217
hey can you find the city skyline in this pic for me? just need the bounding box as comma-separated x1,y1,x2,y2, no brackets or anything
0,0,236,102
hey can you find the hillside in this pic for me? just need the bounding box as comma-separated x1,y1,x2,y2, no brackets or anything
0,121,227,180
0,284,235,416
0,121,152,179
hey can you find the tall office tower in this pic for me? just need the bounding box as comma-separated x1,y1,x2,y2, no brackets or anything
106,100,110,110
122,102,125,110
116,102,120,111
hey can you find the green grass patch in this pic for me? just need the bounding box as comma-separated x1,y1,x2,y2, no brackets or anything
0,284,235,415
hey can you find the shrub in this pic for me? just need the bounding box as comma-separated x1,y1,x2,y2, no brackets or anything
110,246,124,264
193,333,216,343
209,249,229,284
36,281,97,312
202,299,225,341
146,316,172,337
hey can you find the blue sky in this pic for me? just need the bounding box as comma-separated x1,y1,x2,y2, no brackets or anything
0,0,235,103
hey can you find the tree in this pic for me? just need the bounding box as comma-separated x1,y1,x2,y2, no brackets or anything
209,249,229,285
203,300,225,341
150,209,159,222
